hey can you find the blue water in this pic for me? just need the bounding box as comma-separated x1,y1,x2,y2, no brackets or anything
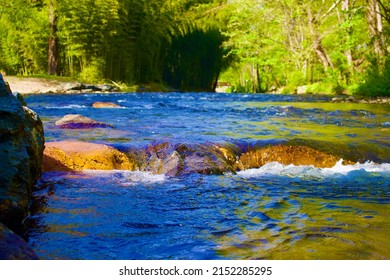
24,92,390,259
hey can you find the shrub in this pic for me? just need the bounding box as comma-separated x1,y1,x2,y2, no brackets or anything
78,59,105,84
353,58,390,97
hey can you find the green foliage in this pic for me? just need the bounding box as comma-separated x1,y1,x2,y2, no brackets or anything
0,0,48,75
0,0,229,88
0,0,388,95
222,0,388,95
353,58,390,97
78,58,105,83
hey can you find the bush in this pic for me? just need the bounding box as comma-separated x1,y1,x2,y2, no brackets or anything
353,58,390,97
78,59,105,84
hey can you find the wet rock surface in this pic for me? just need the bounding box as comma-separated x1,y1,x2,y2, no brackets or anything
42,140,352,176
0,222,39,260
43,141,137,172
55,114,112,129
0,74,44,259
0,74,44,232
235,144,350,170
92,101,122,108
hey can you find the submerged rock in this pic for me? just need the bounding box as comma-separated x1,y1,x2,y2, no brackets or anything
42,140,352,176
43,141,137,171
41,141,241,176
144,142,182,176
144,142,240,176
92,101,121,108
176,143,236,175
55,114,111,129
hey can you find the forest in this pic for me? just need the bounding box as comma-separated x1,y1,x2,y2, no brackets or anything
0,0,389,95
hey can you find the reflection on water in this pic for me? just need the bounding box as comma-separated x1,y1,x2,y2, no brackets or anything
27,165,390,260
214,197,390,260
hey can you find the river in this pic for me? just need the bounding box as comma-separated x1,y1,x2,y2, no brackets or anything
23,92,390,259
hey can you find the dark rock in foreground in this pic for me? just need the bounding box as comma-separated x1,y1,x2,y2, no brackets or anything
0,74,44,232
0,223,39,260
0,74,44,259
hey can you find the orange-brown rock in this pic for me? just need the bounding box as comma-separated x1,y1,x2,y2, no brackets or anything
43,141,136,172
92,101,121,108
235,145,350,170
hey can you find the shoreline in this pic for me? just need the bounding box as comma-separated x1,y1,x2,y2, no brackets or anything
3,76,118,95
3,76,390,104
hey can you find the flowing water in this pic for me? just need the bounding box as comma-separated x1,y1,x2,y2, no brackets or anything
24,92,390,260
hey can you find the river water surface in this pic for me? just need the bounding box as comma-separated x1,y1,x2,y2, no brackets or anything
24,92,390,259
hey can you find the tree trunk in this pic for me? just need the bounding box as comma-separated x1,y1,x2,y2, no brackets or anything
342,0,354,77
307,5,334,71
48,0,58,75
314,43,334,71
377,0,390,25
367,0,387,57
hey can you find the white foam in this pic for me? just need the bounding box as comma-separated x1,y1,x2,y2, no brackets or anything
82,170,166,185
46,104,87,109
237,160,390,179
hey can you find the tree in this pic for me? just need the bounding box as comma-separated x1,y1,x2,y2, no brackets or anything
367,0,388,60
48,0,58,75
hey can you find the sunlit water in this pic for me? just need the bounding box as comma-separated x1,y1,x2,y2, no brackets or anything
24,92,390,259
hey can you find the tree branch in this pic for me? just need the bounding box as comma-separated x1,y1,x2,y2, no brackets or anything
376,0,390,25
320,0,343,23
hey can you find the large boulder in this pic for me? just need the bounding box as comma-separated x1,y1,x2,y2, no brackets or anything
42,141,240,176
42,141,350,176
43,141,137,171
0,74,44,233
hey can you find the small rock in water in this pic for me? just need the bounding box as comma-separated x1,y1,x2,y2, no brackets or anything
92,101,121,108
55,114,112,129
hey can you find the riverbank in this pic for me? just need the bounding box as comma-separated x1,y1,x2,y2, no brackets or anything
3,76,119,94
3,76,172,95
3,76,390,104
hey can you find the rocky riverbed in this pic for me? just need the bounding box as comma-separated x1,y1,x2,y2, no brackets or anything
3,76,118,94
